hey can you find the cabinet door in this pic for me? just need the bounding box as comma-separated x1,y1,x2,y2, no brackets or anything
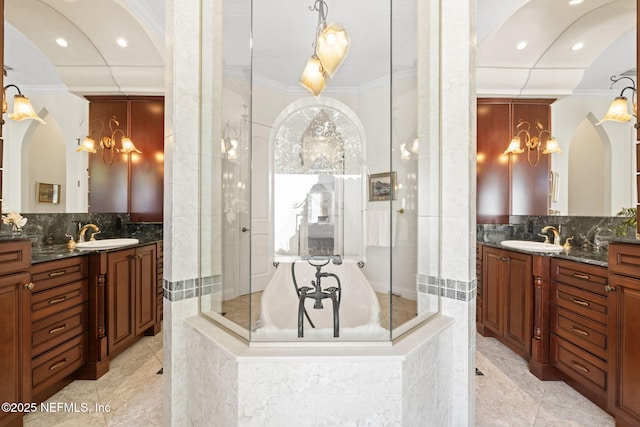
107,249,135,355
129,99,164,222
608,273,640,425
483,247,505,336
135,245,157,335
0,271,30,426
477,100,511,224
503,251,533,358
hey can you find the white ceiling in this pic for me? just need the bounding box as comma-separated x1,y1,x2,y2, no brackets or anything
3,0,637,97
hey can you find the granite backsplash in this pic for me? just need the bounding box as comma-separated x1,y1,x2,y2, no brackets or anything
0,213,163,248
477,215,636,251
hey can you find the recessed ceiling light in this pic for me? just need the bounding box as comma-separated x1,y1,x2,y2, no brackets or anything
116,38,128,48
56,38,68,47
571,42,584,51
569,0,584,5
516,41,528,50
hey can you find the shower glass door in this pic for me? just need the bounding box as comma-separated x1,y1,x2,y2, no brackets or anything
199,0,441,342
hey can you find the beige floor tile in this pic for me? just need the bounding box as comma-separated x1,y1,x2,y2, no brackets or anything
475,334,615,427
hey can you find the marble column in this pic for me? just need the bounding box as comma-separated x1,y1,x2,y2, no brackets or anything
440,0,477,425
163,0,202,424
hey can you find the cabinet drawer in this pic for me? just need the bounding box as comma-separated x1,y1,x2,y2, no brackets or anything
551,334,607,397
609,243,640,277
0,240,30,275
551,258,608,296
30,280,88,322
31,304,87,358
550,282,607,325
31,257,88,292
549,305,607,361
31,333,87,396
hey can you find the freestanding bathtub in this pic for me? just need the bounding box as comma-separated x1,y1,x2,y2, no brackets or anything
253,258,388,340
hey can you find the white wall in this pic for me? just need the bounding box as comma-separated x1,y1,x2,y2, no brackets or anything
552,95,636,215
2,89,89,213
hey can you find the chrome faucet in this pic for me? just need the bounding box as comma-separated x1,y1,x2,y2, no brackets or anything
541,225,561,246
78,223,100,243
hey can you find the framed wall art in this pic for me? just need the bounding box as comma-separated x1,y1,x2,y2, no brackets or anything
368,172,396,201
37,182,61,204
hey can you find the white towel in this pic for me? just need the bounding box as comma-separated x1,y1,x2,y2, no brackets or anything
366,210,397,247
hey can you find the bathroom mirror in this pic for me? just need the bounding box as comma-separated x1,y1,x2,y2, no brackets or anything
199,0,440,342
272,102,364,261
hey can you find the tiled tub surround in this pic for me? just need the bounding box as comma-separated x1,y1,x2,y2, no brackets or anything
0,213,163,247
184,314,455,426
478,215,635,250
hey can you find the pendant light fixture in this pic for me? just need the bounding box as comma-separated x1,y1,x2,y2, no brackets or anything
300,0,350,96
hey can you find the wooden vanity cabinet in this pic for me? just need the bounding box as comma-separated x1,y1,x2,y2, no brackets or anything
81,241,161,380
481,245,533,359
28,256,88,403
607,243,640,426
155,241,163,331
548,258,609,409
0,240,30,427
107,243,157,357
476,244,484,332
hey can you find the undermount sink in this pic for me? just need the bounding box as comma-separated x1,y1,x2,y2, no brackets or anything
500,240,564,253
75,238,140,250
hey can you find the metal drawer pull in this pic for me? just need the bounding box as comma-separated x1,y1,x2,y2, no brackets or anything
499,257,508,261
48,324,68,334
48,270,67,277
48,296,68,305
570,326,589,336
572,273,590,280
49,358,68,371
570,360,589,373
570,297,590,307
24,282,35,290
605,285,615,293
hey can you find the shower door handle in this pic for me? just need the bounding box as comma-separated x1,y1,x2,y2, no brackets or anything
241,227,250,233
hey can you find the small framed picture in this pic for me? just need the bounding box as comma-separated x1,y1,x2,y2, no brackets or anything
37,182,61,204
368,172,397,201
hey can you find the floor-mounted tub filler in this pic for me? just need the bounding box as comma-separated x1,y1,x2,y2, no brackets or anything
253,257,387,340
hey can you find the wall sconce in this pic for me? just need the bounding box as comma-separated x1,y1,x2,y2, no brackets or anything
504,119,562,166
596,75,638,128
400,137,419,160
2,84,46,124
300,0,350,96
77,115,141,165
221,108,248,161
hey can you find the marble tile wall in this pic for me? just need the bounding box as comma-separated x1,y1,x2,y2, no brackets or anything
0,212,162,247
183,314,456,426
477,214,634,250
418,274,477,302
163,0,204,424
438,0,476,425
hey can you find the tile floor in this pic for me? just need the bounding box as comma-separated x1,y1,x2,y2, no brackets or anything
23,333,163,427
22,321,615,426
475,333,615,427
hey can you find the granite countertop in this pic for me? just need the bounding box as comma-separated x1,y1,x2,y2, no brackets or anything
30,237,161,264
479,241,609,267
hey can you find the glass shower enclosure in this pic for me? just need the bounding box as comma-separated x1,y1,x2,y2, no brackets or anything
198,0,441,342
